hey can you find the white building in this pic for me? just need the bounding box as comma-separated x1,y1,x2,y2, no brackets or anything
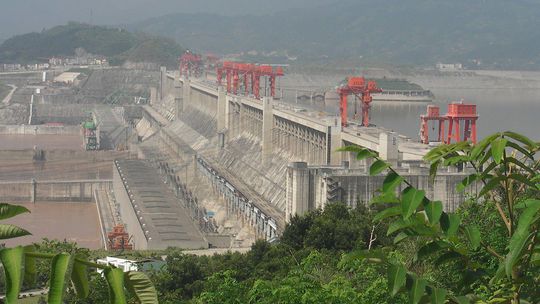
436,63,463,71
53,72,80,84
96,256,165,274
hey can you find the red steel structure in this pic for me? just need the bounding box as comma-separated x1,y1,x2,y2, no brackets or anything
107,224,133,250
179,51,203,78
336,77,382,127
216,62,284,99
446,103,478,144
420,105,446,144
419,102,478,144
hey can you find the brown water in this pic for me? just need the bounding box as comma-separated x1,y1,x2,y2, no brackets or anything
2,202,103,249
0,134,82,150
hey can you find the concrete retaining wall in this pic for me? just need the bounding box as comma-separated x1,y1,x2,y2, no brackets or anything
0,180,112,203
0,150,128,161
0,125,81,135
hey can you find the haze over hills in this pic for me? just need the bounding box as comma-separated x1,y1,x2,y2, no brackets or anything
129,0,540,69
0,0,337,38
0,23,183,68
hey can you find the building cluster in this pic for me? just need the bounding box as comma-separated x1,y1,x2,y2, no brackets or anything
0,56,108,72
0,63,50,72
49,56,108,67
436,63,464,71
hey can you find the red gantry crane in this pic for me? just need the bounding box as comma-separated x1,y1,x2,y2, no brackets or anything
216,61,284,99
337,77,382,127
419,102,478,144
179,50,203,78
107,224,133,250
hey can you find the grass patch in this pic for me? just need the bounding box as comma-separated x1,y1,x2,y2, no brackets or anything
67,67,91,76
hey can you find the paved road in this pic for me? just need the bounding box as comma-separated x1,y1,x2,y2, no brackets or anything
2,84,17,104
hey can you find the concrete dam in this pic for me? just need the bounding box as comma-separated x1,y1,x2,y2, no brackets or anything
133,67,471,241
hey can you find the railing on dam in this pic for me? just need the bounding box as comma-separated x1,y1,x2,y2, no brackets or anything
196,156,279,240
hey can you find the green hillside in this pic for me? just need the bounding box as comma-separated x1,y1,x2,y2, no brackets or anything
130,0,540,69
0,22,183,68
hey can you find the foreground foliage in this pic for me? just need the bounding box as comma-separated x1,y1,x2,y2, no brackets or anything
341,131,540,303
0,205,157,304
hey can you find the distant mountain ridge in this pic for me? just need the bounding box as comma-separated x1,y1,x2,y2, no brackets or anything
0,23,184,68
129,0,540,69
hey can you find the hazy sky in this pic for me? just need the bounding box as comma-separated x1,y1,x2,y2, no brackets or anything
0,0,338,39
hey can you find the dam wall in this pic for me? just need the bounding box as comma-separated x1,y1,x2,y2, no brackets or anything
151,68,469,229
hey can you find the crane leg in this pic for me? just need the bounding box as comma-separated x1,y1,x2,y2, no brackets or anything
340,94,348,127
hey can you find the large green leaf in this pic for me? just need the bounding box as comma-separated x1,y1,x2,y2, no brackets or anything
506,157,536,175
464,225,481,250
456,174,478,193
502,131,538,150
409,276,427,304
387,264,406,296
401,187,425,220
0,204,30,220
71,254,90,298
424,201,443,225
0,246,24,304
374,206,402,221
508,173,539,190
23,245,37,286
355,149,376,160
104,267,127,304
337,146,376,160
125,271,159,304
505,141,535,160
429,161,440,182
393,232,410,244
430,287,447,304
387,218,413,236
491,138,507,164
370,192,400,205
478,176,505,197
440,213,460,237
48,253,72,304
470,133,500,160
505,200,540,276
0,224,31,240
370,160,389,176
382,171,403,193
442,155,470,166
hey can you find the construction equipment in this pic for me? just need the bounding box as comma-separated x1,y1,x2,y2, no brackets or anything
420,105,446,144
419,102,478,144
82,120,98,150
336,77,382,127
216,61,284,99
107,224,133,250
179,50,203,78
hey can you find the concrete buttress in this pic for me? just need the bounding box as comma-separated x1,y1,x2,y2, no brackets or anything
262,96,273,165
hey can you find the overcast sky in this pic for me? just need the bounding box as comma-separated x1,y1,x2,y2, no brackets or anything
0,0,338,39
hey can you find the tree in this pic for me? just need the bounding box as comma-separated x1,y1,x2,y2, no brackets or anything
341,131,540,303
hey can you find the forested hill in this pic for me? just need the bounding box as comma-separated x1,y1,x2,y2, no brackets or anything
0,23,183,68
130,0,540,69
